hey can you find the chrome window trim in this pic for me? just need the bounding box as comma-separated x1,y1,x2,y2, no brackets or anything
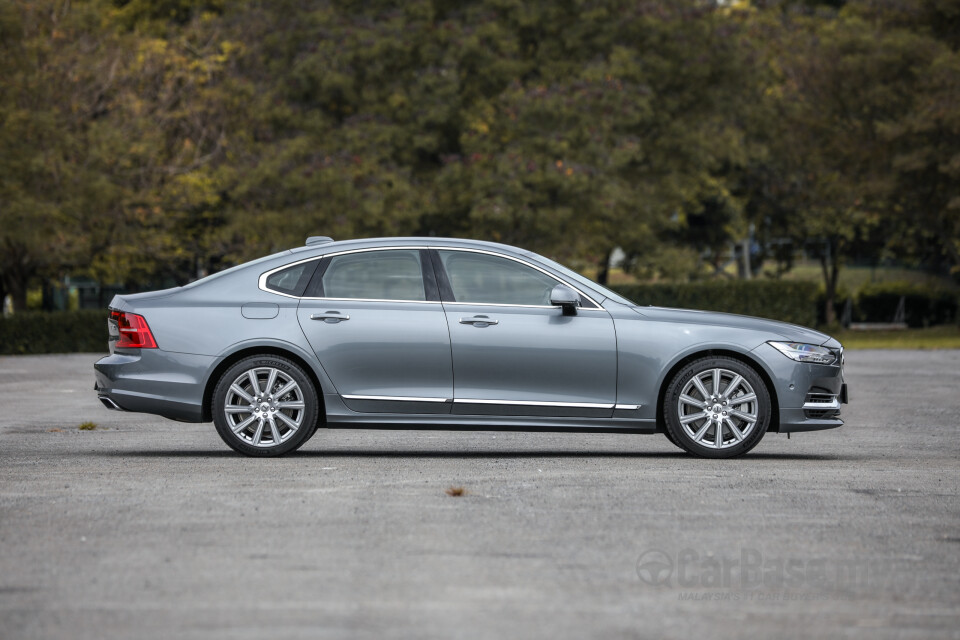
441,301,607,312
431,246,604,309
306,297,441,305
259,246,430,301
258,244,607,310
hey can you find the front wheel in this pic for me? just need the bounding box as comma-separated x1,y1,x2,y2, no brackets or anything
212,355,320,457
663,356,771,459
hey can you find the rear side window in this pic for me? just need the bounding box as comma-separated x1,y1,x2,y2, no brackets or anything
264,261,317,296
321,250,427,301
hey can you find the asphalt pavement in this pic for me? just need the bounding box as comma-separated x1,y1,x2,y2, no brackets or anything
0,350,958,639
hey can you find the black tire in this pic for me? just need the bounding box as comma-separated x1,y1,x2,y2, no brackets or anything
212,355,320,457
662,427,683,450
663,356,771,459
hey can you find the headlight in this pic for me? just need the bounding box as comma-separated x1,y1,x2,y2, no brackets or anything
768,341,837,365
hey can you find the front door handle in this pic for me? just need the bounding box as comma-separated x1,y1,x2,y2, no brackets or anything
310,312,350,323
459,315,498,326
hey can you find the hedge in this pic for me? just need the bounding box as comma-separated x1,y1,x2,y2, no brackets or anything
611,281,819,327
856,281,958,328
0,310,110,355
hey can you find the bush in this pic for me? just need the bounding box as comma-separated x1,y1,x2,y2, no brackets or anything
611,280,819,327
0,310,110,355
855,281,958,328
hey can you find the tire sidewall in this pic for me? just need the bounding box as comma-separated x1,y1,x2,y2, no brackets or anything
664,356,771,459
212,355,319,457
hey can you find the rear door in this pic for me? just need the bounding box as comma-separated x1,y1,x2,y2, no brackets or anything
296,248,452,414
432,248,618,418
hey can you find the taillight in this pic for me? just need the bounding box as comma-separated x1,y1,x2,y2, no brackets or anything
110,310,158,349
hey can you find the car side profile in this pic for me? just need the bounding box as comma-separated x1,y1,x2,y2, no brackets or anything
94,236,847,458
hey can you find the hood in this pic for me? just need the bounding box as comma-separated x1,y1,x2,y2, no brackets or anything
633,306,836,346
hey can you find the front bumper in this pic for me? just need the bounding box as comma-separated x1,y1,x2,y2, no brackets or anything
94,349,215,423
752,342,848,434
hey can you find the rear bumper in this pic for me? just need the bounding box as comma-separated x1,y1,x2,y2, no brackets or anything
94,349,214,423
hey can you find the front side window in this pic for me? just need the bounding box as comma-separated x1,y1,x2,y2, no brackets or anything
321,250,426,301
438,250,561,306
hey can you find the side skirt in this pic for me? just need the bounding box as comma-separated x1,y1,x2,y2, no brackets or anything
322,394,656,433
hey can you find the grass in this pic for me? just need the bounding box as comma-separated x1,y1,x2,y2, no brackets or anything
78,421,98,431
833,326,960,349
445,486,467,497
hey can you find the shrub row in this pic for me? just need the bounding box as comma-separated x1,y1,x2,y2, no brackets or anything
0,310,110,355
611,281,819,327
825,281,958,328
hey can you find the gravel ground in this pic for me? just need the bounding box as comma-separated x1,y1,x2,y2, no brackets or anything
0,350,958,639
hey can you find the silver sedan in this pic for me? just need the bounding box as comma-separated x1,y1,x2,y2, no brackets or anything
94,236,847,458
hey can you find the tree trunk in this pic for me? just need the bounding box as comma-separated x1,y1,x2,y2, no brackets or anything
819,236,842,326
5,277,28,313
596,248,613,286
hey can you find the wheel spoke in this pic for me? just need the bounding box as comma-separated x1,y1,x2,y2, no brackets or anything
265,368,279,396
692,421,711,442
247,370,262,397
275,400,305,410
231,414,257,434
679,394,706,408
680,411,707,425
691,375,710,399
712,369,721,397
714,420,723,447
251,419,265,445
721,375,742,400
268,415,282,444
225,405,251,414
725,418,744,442
230,384,253,403
274,410,299,430
729,393,756,406
728,407,756,423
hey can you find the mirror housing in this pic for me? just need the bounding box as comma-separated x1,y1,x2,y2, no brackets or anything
550,284,581,315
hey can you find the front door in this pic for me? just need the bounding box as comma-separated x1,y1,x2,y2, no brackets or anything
432,249,617,418
297,248,452,414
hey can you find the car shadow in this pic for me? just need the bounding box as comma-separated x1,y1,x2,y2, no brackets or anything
94,449,862,461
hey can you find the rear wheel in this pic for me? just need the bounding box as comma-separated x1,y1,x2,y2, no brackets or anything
212,355,319,457
663,356,771,459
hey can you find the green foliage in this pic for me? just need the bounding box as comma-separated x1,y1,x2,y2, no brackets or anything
611,281,819,327
0,311,109,355
856,281,958,328
0,0,958,311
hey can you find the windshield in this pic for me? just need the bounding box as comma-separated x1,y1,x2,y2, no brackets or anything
531,254,636,306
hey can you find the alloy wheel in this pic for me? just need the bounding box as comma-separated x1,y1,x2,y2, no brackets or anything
676,367,759,450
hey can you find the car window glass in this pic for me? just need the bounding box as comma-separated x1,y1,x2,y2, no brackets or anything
438,250,560,306
322,250,426,301
264,261,314,295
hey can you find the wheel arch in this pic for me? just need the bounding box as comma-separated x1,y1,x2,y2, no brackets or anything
654,347,780,434
201,342,329,423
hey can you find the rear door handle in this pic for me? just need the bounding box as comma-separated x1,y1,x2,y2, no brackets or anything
459,315,498,326
310,312,349,323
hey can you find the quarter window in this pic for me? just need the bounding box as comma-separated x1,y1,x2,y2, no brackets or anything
322,250,427,301
438,250,561,306
264,261,317,296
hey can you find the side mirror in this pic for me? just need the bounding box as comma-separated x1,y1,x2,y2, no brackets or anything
550,284,581,315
